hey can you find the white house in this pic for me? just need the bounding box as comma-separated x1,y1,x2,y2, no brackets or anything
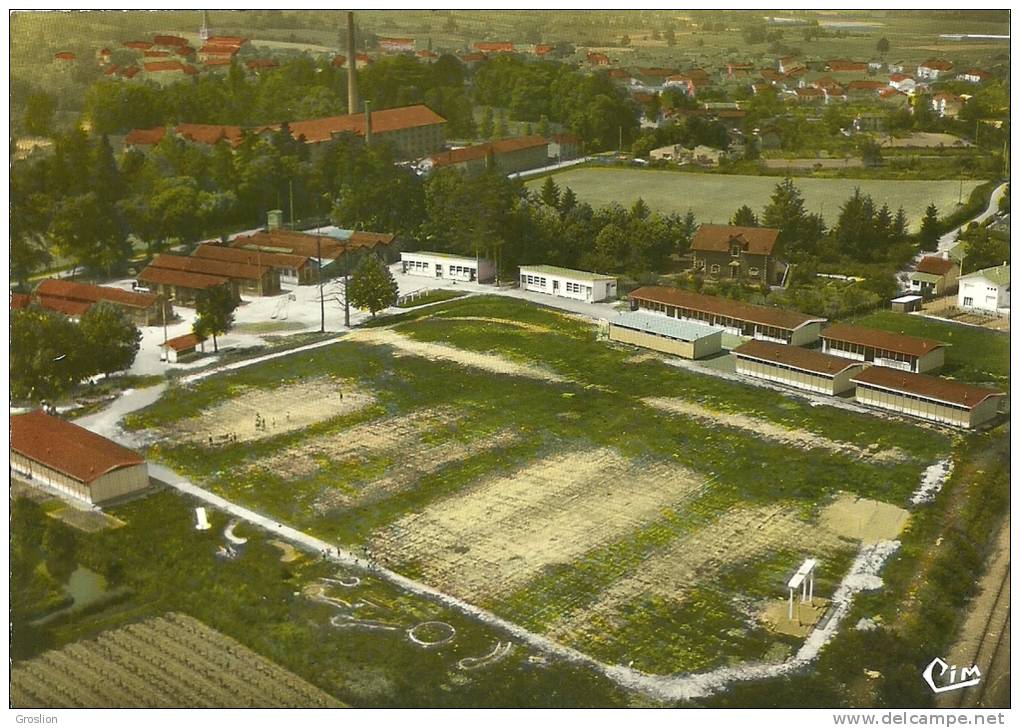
518,265,617,303
958,264,1010,314
400,251,495,283
917,59,954,80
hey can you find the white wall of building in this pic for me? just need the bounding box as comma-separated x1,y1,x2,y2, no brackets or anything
519,269,617,303
400,252,495,283
958,275,1009,313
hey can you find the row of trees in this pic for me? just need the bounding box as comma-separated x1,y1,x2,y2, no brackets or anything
10,303,141,402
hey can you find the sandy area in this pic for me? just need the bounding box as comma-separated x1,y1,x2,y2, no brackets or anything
270,539,303,563
346,327,567,382
818,493,910,543
247,407,460,481
433,316,554,333
644,397,907,464
547,502,852,644
174,378,374,444
370,448,704,603
760,598,831,638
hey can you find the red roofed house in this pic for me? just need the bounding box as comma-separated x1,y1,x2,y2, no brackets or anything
194,243,317,286
417,49,439,61
10,410,150,504
10,292,31,310
245,58,278,72
917,58,954,81
474,41,515,53
123,40,153,50
932,92,964,118
850,367,1004,429
161,332,206,363
34,278,171,325
199,44,241,62
119,65,141,79
847,79,887,99
826,59,868,73
820,323,945,373
691,224,785,287
143,50,171,58
534,44,554,56
125,126,167,148
794,86,825,104
587,52,610,66
144,60,199,79
154,34,188,47
547,132,581,162
959,69,991,84
378,37,415,53
54,51,76,62
424,135,548,176
909,255,960,296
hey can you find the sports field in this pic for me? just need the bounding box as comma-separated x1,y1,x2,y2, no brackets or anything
526,169,984,231
128,296,950,676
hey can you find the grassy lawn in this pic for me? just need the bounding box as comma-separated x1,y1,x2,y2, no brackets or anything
851,310,1009,388
124,295,951,676
525,168,984,230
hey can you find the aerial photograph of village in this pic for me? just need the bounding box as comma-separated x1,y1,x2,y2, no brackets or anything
7,8,1011,714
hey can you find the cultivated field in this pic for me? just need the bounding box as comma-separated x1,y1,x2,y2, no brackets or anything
10,613,343,708
526,169,984,230
131,296,952,675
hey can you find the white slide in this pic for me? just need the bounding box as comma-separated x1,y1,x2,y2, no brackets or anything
195,507,211,531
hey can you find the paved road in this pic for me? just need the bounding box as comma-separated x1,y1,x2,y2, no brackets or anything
897,180,1009,289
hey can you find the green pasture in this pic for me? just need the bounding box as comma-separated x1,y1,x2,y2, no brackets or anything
526,168,985,231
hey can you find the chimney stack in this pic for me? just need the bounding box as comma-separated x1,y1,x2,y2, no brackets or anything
267,209,283,231
347,12,359,115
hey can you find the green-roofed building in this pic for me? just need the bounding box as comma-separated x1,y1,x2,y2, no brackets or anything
518,265,618,303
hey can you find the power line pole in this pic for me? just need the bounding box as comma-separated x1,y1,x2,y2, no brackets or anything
344,241,351,328
317,237,325,333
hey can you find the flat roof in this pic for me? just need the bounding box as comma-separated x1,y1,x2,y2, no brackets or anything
11,410,145,484
733,339,865,376
891,295,923,303
630,286,826,332
520,265,616,282
851,366,1005,409
401,250,487,263
821,323,944,358
611,311,723,342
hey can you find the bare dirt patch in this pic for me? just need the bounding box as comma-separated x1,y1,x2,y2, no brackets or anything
644,397,908,464
547,502,853,644
248,407,460,481
175,378,374,445
818,493,910,543
370,448,704,603
269,539,303,563
311,428,520,514
346,327,567,382
760,597,831,638
47,507,125,533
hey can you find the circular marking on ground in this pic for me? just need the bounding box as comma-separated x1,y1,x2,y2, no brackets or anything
323,575,361,588
406,621,456,648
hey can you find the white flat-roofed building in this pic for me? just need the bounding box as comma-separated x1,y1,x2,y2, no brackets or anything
400,251,495,283
958,264,1009,314
608,311,723,359
518,265,617,303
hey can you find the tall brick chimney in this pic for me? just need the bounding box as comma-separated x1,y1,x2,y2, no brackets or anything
346,12,358,115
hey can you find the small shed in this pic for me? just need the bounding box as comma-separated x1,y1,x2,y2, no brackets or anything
162,333,207,363
890,294,923,313
609,311,723,359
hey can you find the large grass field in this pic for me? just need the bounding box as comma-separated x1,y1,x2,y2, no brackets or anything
526,169,984,230
122,296,956,678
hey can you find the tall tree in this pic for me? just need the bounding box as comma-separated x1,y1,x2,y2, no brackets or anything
10,307,88,403
919,204,940,251
762,177,820,259
193,285,238,352
479,106,494,139
731,205,758,227
347,254,398,317
78,303,142,378
877,37,890,55
558,186,578,215
539,176,560,208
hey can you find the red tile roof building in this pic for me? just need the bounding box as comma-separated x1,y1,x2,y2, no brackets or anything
691,224,783,287
850,367,1004,428
123,40,153,50
136,266,234,306
733,339,866,395
34,278,169,325
820,323,945,373
10,410,149,504
194,243,316,285
54,51,76,61
148,253,280,296
154,34,188,47
474,41,515,53
426,135,549,175
629,286,825,346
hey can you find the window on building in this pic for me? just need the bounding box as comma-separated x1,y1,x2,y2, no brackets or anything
963,297,973,306
749,267,759,276
710,264,720,274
